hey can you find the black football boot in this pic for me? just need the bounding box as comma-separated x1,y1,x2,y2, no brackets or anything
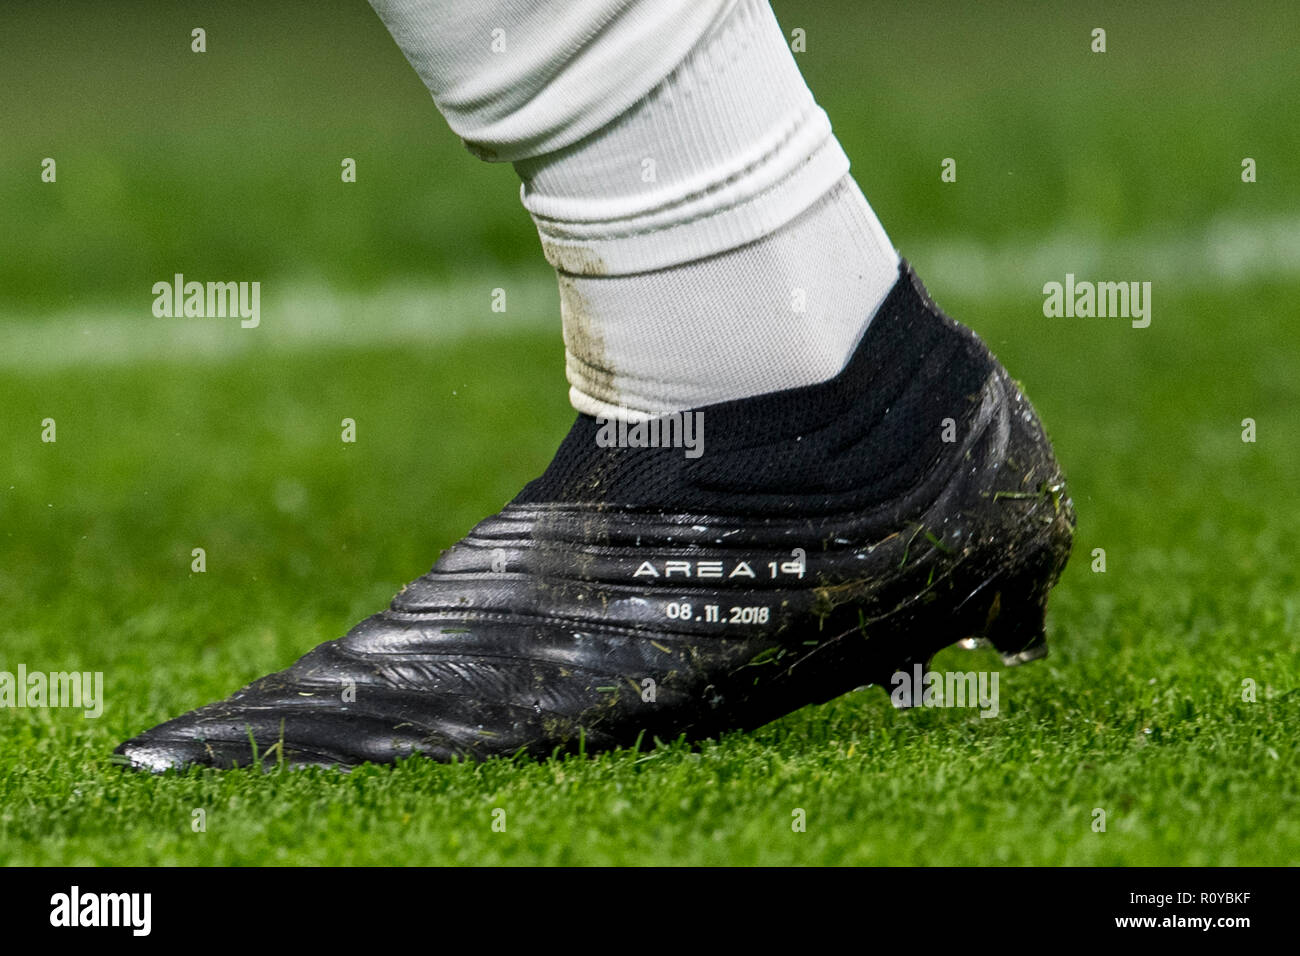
115,261,1075,771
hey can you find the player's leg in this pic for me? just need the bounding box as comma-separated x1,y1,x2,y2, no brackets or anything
368,0,899,418
115,0,1074,770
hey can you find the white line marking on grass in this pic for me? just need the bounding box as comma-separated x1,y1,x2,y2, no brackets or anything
908,213,1300,298
3,212,1298,369
0,277,558,370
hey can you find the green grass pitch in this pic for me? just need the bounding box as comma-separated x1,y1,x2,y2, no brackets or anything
0,0,1297,865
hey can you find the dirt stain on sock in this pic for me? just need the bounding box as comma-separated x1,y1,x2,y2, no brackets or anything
543,242,608,278
556,266,618,410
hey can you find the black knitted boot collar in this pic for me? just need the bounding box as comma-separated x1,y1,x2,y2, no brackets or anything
515,260,996,515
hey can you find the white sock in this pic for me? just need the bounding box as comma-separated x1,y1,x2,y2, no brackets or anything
554,177,897,417
368,0,899,418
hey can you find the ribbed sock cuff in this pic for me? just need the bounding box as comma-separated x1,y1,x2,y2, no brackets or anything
515,0,848,275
